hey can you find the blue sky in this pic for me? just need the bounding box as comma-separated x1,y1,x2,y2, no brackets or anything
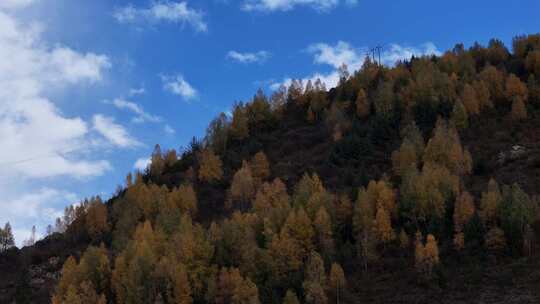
1,0,539,245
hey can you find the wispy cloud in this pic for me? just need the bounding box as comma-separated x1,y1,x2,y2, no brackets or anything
113,1,207,32
104,98,162,123
227,50,270,64
242,0,357,12
92,114,141,148
162,74,197,101
128,87,146,96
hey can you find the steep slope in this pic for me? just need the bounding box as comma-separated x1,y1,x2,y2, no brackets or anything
2,34,540,304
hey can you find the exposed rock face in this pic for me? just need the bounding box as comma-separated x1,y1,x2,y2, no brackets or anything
0,234,80,304
497,145,527,165
28,257,61,289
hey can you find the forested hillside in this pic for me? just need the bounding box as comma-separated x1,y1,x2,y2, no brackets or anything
3,34,540,304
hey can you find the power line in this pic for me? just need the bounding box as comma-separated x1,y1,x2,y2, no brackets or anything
0,147,84,168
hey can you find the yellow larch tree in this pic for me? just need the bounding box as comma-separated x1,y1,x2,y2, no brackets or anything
505,73,528,102
461,83,480,115
328,263,346,304
250,151,270,183
230,161,255,210
198,149,223,183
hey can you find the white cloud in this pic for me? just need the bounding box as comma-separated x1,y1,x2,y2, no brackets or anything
227,50,270,64
92,114,141,148
0,188,73,223
242,0,355,12
48,47,111,84
272,41,440,89
0,10,111,180
105,98,162,123
164,124,176,134
0,0,36,10
114,1,207,32
381,42,441,66
134,157,151,171
162,74,197,101
308,41,363,70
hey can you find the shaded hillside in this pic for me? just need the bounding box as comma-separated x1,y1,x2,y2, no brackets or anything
3,34,540,304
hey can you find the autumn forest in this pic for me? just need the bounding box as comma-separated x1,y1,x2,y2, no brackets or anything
4,34,540,304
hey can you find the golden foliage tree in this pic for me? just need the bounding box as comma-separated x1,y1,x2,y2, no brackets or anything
375,202,395,244
480,178,502,226
473,80,492,109
293,173,333,219
250,151,270,183
230,103,249,140
303,252,328,304
414,232,424,273
452,100,469,130
198,149,223,183
353,188,378,271
86,198,109,241
400,163,460,224
461,84,480,115
423,234,440,276
392,139,418,177
215,267,260,304
281,207,315,258
415,233,439,277
230,161,255,210
150,144,164,179
169,184,198,216
53,245,110,304
505,74,528,102
282,290,300,304
392,122,425,176
453,191,476,234
169,263,192,304
171,217,214,299
53,256,79,303
328,263,346,304
253,178,291,240
314,206,335,261
268,232,303,285
424,118,470,175
303,281,328,304
480,65,505,101
525,50,540,76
